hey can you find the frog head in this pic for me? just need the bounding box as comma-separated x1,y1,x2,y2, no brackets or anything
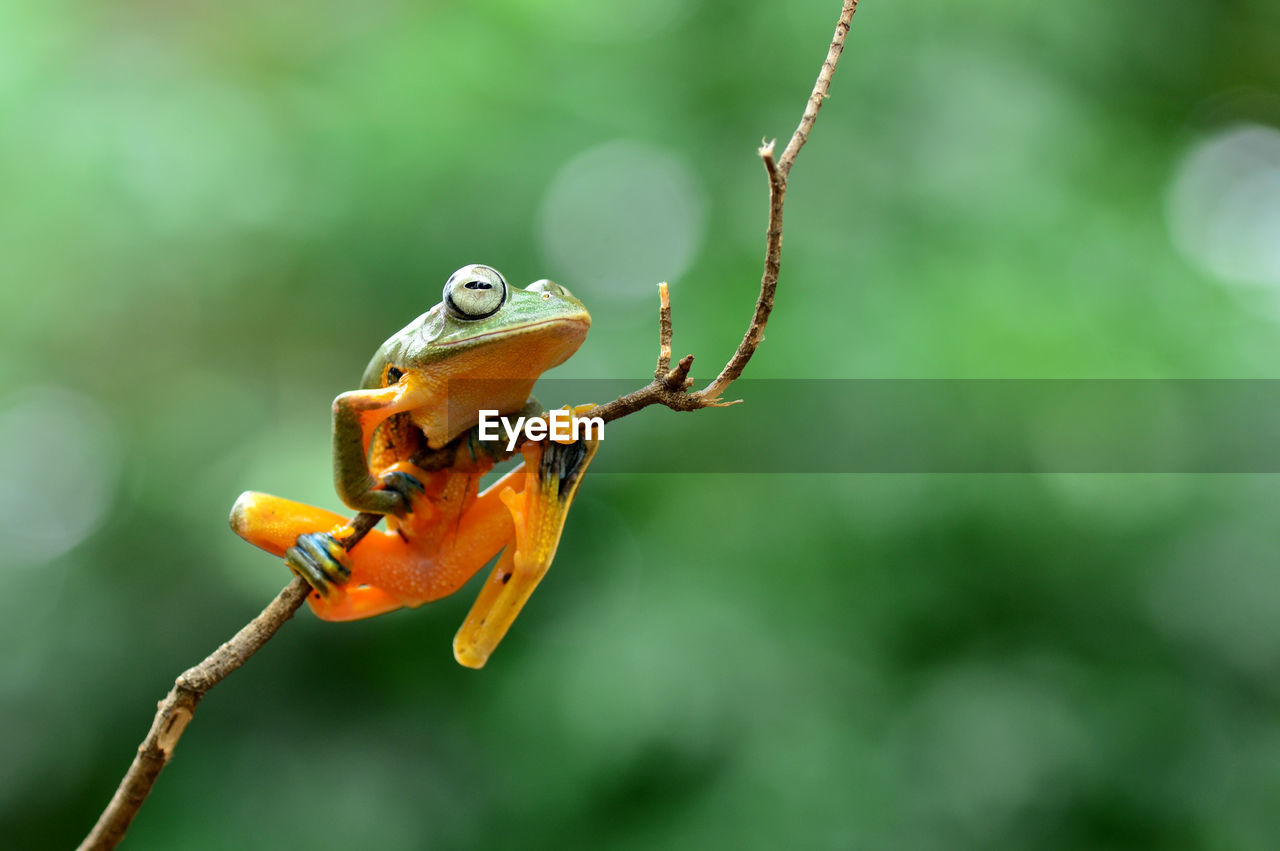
363,264,591,447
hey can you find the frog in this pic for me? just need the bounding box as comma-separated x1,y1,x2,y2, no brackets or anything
229,264,599,669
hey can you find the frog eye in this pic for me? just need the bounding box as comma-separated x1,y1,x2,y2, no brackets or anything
444,265,507,319
527,279,571,298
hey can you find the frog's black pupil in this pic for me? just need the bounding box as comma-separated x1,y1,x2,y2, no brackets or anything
386,366,404,384
464,280,492,290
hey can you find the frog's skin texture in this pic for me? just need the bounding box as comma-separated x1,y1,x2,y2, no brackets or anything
230,265,599,668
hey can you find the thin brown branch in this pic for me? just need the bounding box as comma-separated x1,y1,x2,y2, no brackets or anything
700,0,858,402
655,282,673,377
81,2,860,846
78,577,312,851
779,0,858,177
79,513,382,850
592,0,858,412
696,139,786,403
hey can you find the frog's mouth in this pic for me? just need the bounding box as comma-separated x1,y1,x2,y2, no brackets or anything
435,314,590,347
419,313,592,448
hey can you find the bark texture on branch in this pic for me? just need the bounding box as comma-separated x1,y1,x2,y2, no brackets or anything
78,578,312,850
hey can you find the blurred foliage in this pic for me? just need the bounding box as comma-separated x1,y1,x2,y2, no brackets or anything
3,0,1280,847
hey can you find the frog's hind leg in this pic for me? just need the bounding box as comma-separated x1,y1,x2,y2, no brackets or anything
229,491,404,621
453,435,599,669
229,491,349,558
303,583,403,621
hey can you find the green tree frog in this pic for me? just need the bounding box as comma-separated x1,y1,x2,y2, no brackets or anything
230,264,599,668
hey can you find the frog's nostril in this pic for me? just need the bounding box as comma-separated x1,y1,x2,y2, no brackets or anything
527,279,566,297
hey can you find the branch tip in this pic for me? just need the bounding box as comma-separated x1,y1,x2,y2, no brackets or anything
663,353,694,390
656,281,674,376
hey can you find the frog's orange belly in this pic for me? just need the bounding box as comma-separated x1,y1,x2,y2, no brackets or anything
344,535,470,604
345,505,514,607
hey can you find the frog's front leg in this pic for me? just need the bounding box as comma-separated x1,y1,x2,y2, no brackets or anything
331,376,433,517
453,434,599,669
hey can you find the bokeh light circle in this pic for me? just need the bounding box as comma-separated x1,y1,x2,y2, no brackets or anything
537,140,706,302
0,386,119,567
512,0,693,43
1167,123,1280,293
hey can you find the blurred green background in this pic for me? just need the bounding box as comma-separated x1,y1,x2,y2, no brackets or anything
4,0,1280,847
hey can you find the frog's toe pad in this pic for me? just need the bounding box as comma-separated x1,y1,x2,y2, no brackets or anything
285,532,351,597
538,438,595,499
376,471,425,515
